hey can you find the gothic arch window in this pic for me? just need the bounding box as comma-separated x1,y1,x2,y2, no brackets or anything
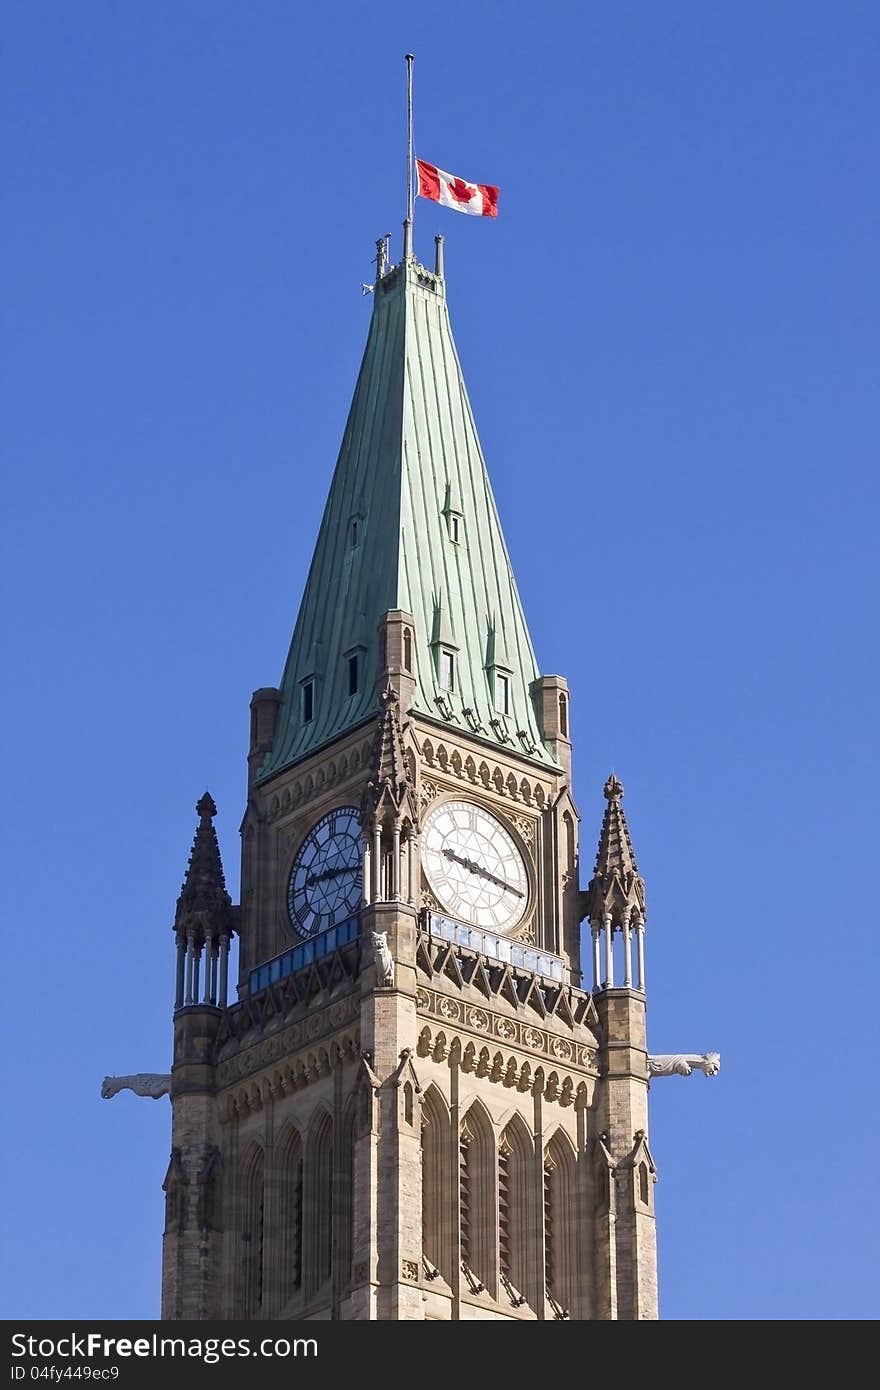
403,627,413,673
198,1148,222,1233
421,1085,452,1283
498,1114,534,1310
240,1143,265,1318
304,1110,333,1296
558,692,568,738
162,1150,187,1235
276,1125,304,1305
563,811,575,870
336,1101,358,1290
459,1101,495,1296
403,1081,415,1127
544,1129,578,1319
639,1160,650,1208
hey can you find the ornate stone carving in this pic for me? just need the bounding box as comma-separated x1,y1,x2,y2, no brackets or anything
362,686,419,831
416,1021,594,1108
495,1019,517,1041
401,1260,420,1282
267,737,373,822
419,739,550,810
648,1052,721,1078
467,1008,489,1032
419,778,439,808
372,931,395,988
101,1074,171,1100
216,996,360,1089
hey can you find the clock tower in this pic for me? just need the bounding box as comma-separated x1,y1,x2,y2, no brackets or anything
161,232,661,1321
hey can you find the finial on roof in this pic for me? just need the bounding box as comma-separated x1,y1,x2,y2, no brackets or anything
175,793,234,942
583,774,646,928
603,773,624,803
435,233,445,278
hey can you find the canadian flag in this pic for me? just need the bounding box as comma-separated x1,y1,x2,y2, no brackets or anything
416,159,499,218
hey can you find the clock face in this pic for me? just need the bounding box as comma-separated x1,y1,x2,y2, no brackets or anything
287,806,362,939
422,799,528,933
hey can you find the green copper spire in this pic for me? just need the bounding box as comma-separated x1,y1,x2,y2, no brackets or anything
260,246,555,779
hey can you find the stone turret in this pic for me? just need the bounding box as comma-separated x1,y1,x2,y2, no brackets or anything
583,775,656,1319
173,793,236,1011
583,775,646,992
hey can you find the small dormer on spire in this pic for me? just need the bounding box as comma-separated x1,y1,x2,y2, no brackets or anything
583,776,647,993
173,793,236,1011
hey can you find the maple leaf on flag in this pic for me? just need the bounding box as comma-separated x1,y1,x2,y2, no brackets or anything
447,178,474,205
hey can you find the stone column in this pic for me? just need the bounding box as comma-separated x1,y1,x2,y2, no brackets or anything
372,823,382,902
175,932,186,1010
218,934,229,1009
185,931,195,1005
604,916,614,988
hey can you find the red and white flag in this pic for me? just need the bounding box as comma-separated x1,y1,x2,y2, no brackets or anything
416,159,499,218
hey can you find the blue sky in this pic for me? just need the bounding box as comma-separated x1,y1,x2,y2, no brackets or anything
3,2,877,1321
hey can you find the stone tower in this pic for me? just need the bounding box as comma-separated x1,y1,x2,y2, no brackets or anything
161,234,662,1321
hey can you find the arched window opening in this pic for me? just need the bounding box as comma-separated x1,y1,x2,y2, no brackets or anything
278,1127,304,1303
543,1159,555,1301
558,692,568,738
544,1131,578,1319
403,627,413,673
241,1146,265,1317
421,1087,452,1283
498,1116,533,1309
459,1104,495,1294
403,1081,414,1127
337,1105,357,1289
563,811,575,870
305,1111,333,1296
639,1161,650,1207
460,1130,473,1270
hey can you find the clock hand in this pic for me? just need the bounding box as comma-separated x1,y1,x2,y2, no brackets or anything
441,848,524,899
305,864,358,888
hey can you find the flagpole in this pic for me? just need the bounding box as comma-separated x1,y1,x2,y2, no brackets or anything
403,53,414,260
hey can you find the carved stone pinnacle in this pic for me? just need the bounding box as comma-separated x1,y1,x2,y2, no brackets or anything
603,773,624,802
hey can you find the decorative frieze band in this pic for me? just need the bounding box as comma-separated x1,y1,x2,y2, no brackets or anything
419,737,549,810
217,994,360,1089
415,986,597,1072
265,736,375,823
416,1022,593,1109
